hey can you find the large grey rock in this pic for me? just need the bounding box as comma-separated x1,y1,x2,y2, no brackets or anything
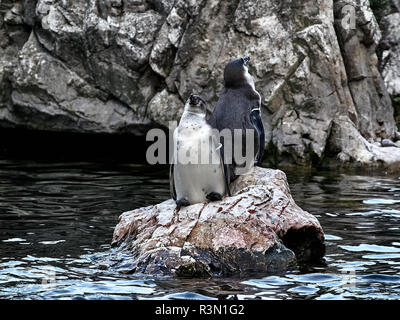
330,115,400,166
0,0,399,167
147,89,184,128
2,33,148,134
334,0,396,141
111,167,325,277
380,13,400,98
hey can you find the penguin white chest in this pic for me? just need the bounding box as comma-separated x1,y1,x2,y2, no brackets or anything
173,114,227,204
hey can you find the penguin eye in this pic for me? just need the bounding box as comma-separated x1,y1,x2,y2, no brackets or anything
242,56,250,66
190,95,198,105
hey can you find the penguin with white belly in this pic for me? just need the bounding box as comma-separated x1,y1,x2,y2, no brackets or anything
170,94,230,209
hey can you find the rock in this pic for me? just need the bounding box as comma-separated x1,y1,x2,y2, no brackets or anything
111,167,325,277
147,89,184,128
380,13,400,97
4,3,24,25
330,116,400,166
382,138,399,148
0,0,399,167
3,33,149,134
334,0,396,142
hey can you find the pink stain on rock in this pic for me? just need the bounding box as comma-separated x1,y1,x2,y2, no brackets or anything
213,227,247,249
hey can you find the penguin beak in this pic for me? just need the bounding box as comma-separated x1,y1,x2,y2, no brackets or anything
189,94,207,114
242,56,250,66
189,94,203,106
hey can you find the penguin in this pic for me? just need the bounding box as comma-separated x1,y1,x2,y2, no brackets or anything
170,94,231,209
208,56,265,183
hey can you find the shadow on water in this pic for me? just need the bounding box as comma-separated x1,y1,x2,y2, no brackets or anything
1,130,400,299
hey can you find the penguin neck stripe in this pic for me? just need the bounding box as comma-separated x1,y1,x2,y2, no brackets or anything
185,111,206,117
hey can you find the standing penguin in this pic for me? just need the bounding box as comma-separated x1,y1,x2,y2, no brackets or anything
170,94,230,209
208,56,265,183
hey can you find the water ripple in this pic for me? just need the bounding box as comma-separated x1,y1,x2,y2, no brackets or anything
340,244,400,253
2,161,400,299
363,199,400,205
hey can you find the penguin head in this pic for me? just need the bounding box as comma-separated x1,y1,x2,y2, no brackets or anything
185,94,207,115
223,56,254,89
242,56,250,66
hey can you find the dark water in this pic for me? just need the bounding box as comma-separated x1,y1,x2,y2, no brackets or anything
1,159,400,300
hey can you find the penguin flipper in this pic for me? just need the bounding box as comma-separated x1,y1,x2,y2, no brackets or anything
223,163,232,197
216,143,231,197
250,106,265,166
169,164,177,200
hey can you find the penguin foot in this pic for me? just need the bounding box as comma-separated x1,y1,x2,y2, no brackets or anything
176,199,190,210
206,192,223,202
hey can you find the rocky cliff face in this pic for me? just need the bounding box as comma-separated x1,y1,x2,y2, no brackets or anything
1,0,399,166
378,4,400,127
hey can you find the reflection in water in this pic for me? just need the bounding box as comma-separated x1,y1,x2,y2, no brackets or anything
1,159,400,299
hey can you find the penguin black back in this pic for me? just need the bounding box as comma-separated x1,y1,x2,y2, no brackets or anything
208,56,265,182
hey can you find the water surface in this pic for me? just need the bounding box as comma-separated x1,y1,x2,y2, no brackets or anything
1,159,400,300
